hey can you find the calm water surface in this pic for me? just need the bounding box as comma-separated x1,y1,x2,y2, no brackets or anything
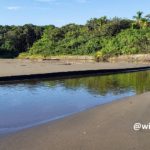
0,70,150,135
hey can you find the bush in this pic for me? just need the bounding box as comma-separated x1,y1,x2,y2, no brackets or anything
101,29,150,57
95,51,105,62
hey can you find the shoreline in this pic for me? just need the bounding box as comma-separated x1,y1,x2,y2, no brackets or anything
0,92,150,150
0,59,150,81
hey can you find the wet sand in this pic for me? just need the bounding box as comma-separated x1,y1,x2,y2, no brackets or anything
0,92,150,150
0,59,149,79
0,59,150,150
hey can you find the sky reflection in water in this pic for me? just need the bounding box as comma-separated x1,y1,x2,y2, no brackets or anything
0,70,150,135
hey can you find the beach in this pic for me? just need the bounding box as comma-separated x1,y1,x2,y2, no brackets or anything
0,59,149,78
0,92,150,150
1,1,150,149
0,59,150,150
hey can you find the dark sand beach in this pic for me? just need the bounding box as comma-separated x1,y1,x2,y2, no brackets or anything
0,93,150,150
0,59,150,150
0,59,149,78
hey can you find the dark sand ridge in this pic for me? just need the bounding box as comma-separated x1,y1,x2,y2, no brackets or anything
0,59,150,81
0,93,150,150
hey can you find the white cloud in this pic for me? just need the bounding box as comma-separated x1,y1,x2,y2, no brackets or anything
7,6,21,10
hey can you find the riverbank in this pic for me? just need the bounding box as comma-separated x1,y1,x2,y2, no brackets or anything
0,59,150,81
109,54,150,63
0,92,150,150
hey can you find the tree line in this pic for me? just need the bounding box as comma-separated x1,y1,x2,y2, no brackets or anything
1,11,150,58
0,24,46,58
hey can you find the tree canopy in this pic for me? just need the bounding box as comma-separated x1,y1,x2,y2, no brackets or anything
0,24,45,58
1,12,150,59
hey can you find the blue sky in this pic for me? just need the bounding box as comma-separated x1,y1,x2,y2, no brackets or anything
0,0,149,26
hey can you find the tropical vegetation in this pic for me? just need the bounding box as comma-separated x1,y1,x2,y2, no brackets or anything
0,11,150,59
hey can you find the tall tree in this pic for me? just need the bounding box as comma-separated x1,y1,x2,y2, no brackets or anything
133,11,144,28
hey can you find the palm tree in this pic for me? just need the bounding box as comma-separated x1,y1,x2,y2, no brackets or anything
133,11,143,28
133,11,143,21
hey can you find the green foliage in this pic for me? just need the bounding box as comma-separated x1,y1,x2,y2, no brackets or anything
0,24,45,58
1,11,150,59
100,18,132,37
29,18,131,56
95,51,105,62
101,29,150,57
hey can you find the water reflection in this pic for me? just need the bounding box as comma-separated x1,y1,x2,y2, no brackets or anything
43,70,150,95
0,70,150,135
